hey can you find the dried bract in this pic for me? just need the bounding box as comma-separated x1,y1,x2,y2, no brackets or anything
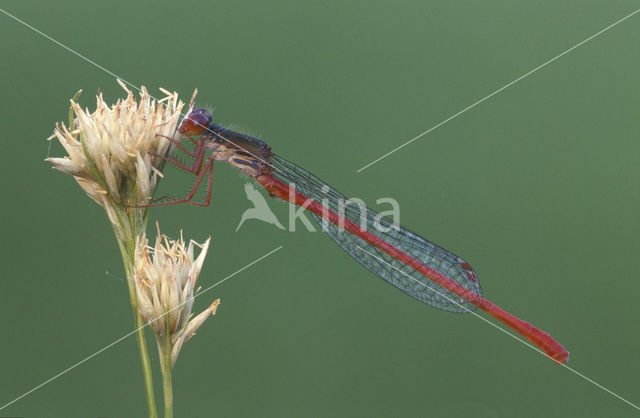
47,80,186,206
134,225,219,366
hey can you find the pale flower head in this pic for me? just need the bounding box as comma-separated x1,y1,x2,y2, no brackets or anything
47,80,190,206
134,224,219,366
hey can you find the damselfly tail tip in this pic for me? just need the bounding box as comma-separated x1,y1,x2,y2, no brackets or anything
551,349,569,365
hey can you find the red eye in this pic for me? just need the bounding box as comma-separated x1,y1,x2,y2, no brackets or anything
179,108,212,135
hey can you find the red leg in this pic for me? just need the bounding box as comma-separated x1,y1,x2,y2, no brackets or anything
193,158,214,207
150,140,206,175
135,157,215,208
183,133,199,146
156,134,199,157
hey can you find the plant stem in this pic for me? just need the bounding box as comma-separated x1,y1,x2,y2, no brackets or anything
162,344,174,418
134,307,158,418
115,207,158,418
162,315,174,418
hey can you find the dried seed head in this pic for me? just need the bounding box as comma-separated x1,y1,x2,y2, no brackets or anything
47,80,190,206
134,224,218,366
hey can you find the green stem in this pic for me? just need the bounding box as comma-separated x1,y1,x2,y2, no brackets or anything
115,208,158,418
162,350,174,418
162,316,174,418
134,307,158,418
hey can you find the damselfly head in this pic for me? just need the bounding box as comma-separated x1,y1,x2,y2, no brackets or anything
179,107,212,135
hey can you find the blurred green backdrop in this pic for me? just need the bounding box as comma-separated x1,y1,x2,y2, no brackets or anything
1,1,639,417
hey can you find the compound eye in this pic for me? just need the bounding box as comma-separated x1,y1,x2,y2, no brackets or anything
179,108,212,135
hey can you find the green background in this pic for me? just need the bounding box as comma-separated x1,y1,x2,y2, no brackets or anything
1,1,639,417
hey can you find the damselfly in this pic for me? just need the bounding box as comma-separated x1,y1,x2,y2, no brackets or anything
145,107,569,364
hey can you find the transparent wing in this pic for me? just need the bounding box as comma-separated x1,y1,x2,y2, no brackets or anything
269,154,482,313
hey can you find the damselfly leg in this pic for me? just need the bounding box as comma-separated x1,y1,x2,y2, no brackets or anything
132,133,215,207
156,134,201,158
150,134,207,174
150,157,214,207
